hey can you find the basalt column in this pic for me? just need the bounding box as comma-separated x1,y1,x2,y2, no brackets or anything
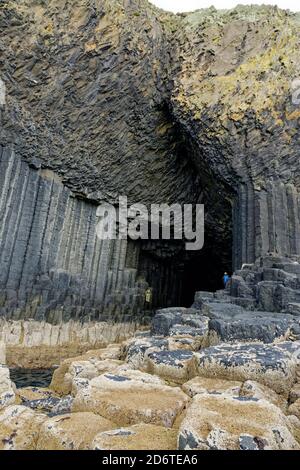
0,146,147,323
233,182,300,270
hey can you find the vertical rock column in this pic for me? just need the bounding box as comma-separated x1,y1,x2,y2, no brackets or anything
0,146,146,322
233,181,300,270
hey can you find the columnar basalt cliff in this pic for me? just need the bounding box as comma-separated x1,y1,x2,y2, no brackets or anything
1,1,300,451
1,0,300,329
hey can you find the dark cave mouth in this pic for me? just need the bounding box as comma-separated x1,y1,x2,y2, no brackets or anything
136,222,233,310
134,106,235,309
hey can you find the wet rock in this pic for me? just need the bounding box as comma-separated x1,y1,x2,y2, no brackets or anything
92,424,177,450
72,373,189,428
0,366,15,410
145,350,196,384
36,412,116,450
0,405,46,450
195,342,297,396
178,394,299,450
182,377,242,398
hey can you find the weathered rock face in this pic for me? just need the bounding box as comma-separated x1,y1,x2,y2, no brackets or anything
92,424,178,450
170,6,300,269
195,342,298,396
36,412,116,450
0,366,15,410
2,1,299,320
0,405,47,450
178,394,299,450
0,319,135,368
72,372,189,427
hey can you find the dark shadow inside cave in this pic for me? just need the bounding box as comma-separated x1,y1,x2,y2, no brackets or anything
131,104,234,312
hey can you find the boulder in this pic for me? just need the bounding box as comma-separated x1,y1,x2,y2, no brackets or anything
92,424,177,450
195,342,297,396
0,366,15,410
288,398,300,420
178,394,299,450
124,337,168,369
36,412,116,450
50,358,124,395
0,405,46,450
208,314,298,344
192,291,214,309
145,350,196,384
151,308,186,336
182,377,242,398
72,373,189,428
201,302,244,319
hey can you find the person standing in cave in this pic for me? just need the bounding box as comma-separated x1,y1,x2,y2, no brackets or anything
144,287,153,308
223,272,230,288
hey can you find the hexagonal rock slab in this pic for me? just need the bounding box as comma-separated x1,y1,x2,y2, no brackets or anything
178,394,299,450
151,308,187,336
208,313,300,344
50,358,124,395
145,350,196,384
123,337,169,369
151,308,208,337
195,342,297,396
0,405,47,450
36,412,116,450
0,366,15,410
92,424,177,450
72,373,189,428
182,377,242,398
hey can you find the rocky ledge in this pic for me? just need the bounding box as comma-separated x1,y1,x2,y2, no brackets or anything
1,291,300,450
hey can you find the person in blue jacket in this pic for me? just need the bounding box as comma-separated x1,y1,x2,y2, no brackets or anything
223,272,230,287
